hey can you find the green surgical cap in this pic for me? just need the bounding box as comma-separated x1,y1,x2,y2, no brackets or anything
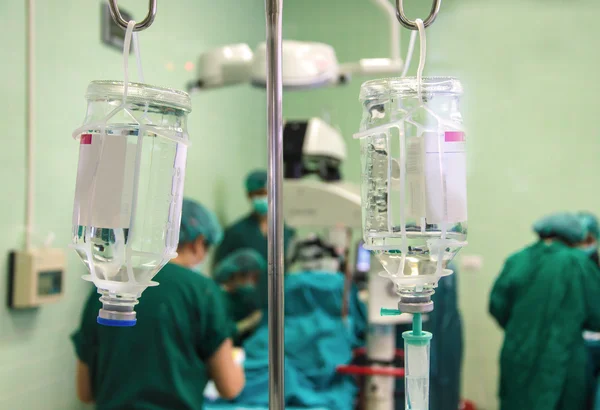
245,170,267,193
578,211,600,239
533,212,586,245
214,248,267,283
179,198,223,247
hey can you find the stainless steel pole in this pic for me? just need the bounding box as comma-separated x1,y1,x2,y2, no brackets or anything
265,0,284,409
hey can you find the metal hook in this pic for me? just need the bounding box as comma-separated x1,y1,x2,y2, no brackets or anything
395,0,441,30
108,0,157,31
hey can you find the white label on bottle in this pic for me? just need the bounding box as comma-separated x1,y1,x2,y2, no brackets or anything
405,137,427,220
423,131,467,225
74,133,137,228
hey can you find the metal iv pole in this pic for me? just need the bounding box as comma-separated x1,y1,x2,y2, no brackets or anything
265,0,285,409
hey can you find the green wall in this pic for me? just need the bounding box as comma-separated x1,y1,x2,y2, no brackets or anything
0,1,265,408
2,0,600,409
283,0,600,408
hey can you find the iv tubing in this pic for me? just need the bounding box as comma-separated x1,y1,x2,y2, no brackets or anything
123,19,154,284
397,126,407,277
415,19,426,102
414,18,447,277
393,18,426,278
400,30,417,77
132,32,145,83
81,20,143,287
123,21,140,284
125,125,144,284
122,21,134,102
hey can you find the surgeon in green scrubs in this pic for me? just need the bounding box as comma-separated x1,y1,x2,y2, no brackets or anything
490,212,600,410
214,248,266,346
213,169,296,308
71,198,245,410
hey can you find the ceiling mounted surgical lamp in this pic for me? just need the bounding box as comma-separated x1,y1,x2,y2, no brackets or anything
252,41,342,90
191,43,254,89
188,0,404,91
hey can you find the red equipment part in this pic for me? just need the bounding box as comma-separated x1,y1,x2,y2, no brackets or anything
336,364,405,378
461,400,477,410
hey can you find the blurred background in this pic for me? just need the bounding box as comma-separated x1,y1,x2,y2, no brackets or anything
1,0,599,409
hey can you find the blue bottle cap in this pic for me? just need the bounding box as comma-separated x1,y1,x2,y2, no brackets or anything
97,316,137,327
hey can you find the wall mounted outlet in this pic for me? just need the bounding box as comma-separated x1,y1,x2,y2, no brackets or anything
8,248,66,309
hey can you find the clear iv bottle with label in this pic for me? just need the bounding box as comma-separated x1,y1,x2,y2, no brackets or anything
355,77,467,302
71,81,191,326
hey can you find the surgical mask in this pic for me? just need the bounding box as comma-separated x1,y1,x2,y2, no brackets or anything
252,196,268,215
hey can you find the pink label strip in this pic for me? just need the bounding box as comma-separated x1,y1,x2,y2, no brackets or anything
445,131,465,142
80,134,92,145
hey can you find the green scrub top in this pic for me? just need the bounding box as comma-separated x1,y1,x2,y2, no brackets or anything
223,287,258,323
221,287,259,346
213,213,296,309
71,263,231,410
489,241,600,410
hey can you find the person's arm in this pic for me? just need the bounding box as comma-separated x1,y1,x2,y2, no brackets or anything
198,279,246,399
489,256,515,329
76,360,94,404
207,339,245,399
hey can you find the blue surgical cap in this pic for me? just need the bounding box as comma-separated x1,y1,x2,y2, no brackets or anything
245,170,267,194
578,211,600,240
179,198,223,247
214,248,267,283
533,212,586,245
